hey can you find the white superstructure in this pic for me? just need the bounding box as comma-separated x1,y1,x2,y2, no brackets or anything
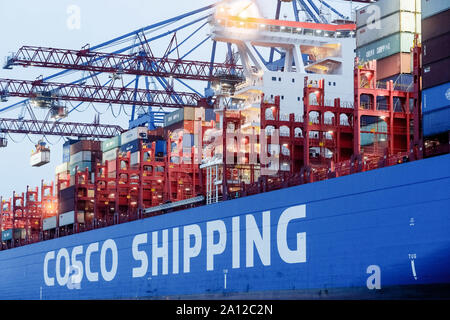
210,3,356,126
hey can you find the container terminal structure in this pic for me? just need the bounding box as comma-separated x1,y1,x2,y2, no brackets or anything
0,0,449,300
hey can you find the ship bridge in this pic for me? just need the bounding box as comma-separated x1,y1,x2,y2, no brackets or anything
209,5,356,117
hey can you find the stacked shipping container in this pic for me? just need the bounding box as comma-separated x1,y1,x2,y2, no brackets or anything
356,0,421,83
68,140,102,184
421,0,450,137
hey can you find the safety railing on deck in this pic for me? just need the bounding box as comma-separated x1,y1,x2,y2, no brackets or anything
0,150,423,251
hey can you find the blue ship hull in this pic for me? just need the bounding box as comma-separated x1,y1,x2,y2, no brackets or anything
0,154,449,300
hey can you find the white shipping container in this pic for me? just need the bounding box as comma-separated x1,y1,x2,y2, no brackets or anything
77,212,85,224
30,151,50,167
55,162,69,174
130,151,140,165
70,151,92,165
121,127,148,145
357,12,421,48
194,107,205,121
357,0,421,28
43,216,57,231
59,211,75,227
102,148,118,163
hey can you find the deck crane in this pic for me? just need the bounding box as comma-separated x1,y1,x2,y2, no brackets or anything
0,118,124,139
0,4,222,131
3,45,244,128
4,46,244,84
0,78,211,109
277,0,373,25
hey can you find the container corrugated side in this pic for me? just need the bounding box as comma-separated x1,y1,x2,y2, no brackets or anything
422,32,450,65
356,11,421,48
421,9,450,41
55,162,69,175
121,127,148,145
423,57,450,89
130,151,140,166
421,0,450,19
423,107,450,137
101,136,121,152
376,52,412,80
69,161,93,175
102,148,118,163
119,140,141,154
155,140,167,155
379,74,414,92
30,151,50,167
43,216,57,231
59,211,75,227
13,228,26,240
69,151,92,165
356,32,415,62
164,108,184,127
70,140,101,155
1,229,12,241
422,82,450,113
357,0,421,28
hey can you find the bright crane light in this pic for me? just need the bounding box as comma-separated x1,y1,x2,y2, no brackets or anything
215,0,262,20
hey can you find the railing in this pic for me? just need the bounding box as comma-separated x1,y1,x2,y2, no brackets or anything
213,17,356,39
0,148,433,251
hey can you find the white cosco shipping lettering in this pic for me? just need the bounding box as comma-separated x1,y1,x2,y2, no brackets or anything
43,205,306,286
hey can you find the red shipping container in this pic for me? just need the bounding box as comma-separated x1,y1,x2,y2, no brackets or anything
376,53,412,80
70,140,101,155
107,160,117,174
421,9,450,42
422,32,450,65
423,57,450,90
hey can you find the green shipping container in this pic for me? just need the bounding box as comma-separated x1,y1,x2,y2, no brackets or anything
69,161,93,176
163,107,195,127
164,108,184,127
13,228,26,240
356,32,416,62
101,135,121,152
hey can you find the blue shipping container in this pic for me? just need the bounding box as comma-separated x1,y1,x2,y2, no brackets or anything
421,0,450,19
423,108,450,137
183,134,194,147
422,82,450,113
380,74,414,92
119,140,141,154
1,229,12,241
62,139,78,163
155,140,167,155
205,108,216,121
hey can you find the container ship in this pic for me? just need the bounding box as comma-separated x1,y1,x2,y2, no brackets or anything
0,0,449,300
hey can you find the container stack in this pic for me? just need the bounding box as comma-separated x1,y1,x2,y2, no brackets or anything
55,162,69,183
421,0,450,138
119,126,149,168
68,140,102,184
1,228,26,242
356,0,421,86
164,107,216,164
102,135,121,178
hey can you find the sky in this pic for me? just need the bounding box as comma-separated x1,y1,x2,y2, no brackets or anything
0,0,363,198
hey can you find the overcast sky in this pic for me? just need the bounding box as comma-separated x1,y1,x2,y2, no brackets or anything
0,0,363,199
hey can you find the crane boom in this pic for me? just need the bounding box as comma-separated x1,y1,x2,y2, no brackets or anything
0,78,212,108
0,118,124,138
4,46,244,83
